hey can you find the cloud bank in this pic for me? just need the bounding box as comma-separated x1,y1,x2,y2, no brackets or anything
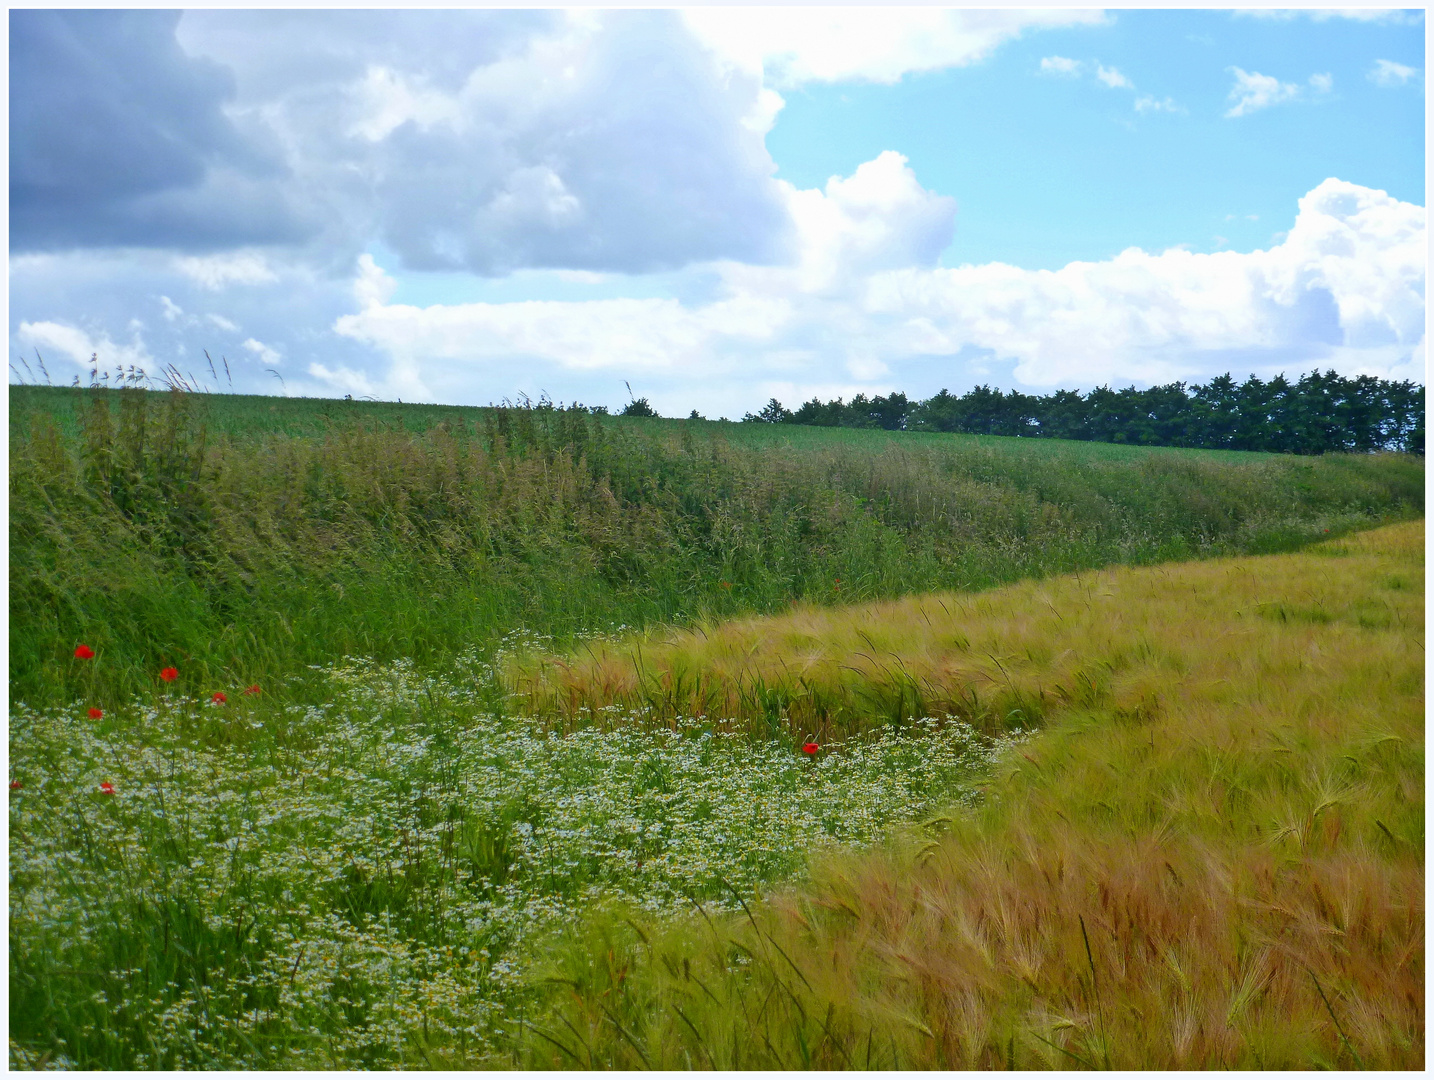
332,168,1424,408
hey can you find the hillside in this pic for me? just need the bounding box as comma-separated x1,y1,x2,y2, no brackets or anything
9,385,1423,707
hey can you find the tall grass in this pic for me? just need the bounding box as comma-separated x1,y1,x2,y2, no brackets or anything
501,521,1425,1069
9,386,1423,708
8,655,1023,1069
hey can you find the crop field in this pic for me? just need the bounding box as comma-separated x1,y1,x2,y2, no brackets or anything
10,386,1422,707
7,386,1426,1069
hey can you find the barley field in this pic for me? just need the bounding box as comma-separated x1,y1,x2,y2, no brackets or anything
502,520,1425,1069
8,387,1424,1068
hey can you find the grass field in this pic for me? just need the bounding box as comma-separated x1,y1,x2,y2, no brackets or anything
8,386,1425,1068
503,520,1425,1069
9,386,1422,708
9,519,1422,1068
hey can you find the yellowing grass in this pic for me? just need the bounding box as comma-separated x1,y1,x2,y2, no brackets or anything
506,519,1423,742
509,521,1424,1069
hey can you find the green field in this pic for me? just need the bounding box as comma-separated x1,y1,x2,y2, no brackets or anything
9,386,1422,708
8,385,1426,1068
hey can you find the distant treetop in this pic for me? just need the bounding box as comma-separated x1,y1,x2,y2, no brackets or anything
740,371,1423,455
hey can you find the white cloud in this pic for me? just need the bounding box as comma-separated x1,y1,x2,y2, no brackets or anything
353,253,398,309
56,10,1102,281
1369,58,1419,86
160,295,184,322
308,361,382,399
1308,72,1333,93
206,313,240,332
1225,68,1301,117
1039,55,1082,76
1134,95,1182,114
864,177,1426,386
1239,9,1420,23
16,320,153,372
684,9,1104,88
348,64,463,141
177,11,794,277
1041,55,1181,113
175,250,279,289
1095,64,1132,89
243,337,283,366
777,151,957,289
336,162,1426,400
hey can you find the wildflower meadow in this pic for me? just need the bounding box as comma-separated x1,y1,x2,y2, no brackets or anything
10,649,1020,1068
8,388,1424,1069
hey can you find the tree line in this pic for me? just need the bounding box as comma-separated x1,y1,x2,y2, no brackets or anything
741,370,1424,454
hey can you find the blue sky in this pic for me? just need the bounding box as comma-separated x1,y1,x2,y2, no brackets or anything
768,10,1425,269
9,8,1426,417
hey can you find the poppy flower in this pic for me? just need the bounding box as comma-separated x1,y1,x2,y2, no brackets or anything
720,581,732,590
243,685,261,696
98,782,115,795
9,780,22,791
88,707,103,720
802,742,820,755
74,644,95,660
159,667,179,682
211,691,227,704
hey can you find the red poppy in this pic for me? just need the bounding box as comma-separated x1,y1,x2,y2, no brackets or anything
243,684,261,696
74,644,95,660
211,691,227,704
88,707,103,720
802,742,820,755
159,667,179,682
98,782,115,795
720,581,732,590
9,780,22,791
833,579,841,590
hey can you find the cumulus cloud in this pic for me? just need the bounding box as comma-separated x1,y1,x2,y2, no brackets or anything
1308,72,1334,94
9,10,1113,282
1369,58,1419,86
15,11,799,276
336,164,1425,402
1225,68,1302,117
15,320,153,373
865,178,1424,386
778,152,957,289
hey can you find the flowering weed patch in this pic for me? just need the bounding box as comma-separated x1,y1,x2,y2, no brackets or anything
8,657,1021,1069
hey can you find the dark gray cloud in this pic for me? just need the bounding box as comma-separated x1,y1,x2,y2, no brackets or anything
10,9,312,252
13,10,794,275
177,9,557,99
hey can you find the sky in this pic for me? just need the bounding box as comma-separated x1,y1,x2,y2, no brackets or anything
8,7,1426,418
